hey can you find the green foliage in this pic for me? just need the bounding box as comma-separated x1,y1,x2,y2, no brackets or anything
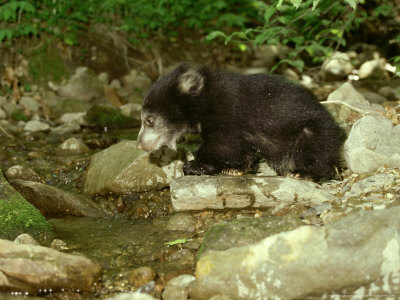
1,0,258,44
207,0,395,73
0,1,37,42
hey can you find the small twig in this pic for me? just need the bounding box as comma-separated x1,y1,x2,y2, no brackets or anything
320,100,379,116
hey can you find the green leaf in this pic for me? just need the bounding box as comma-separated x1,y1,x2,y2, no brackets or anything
276,0,284,10
0,29,14,42
312,0,320,10
263,6,277,24
165,238,189,246
289,0,303,9
206,30,227,41
343,0,357,10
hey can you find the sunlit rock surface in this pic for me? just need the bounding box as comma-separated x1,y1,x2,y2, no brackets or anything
190,206,400,299
85,141,189,194
170,175,336,211
0,239,101,293
344,115,400,174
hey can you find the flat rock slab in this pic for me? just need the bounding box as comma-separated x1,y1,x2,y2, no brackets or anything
190,206,400,299
170,175,336,211
0,238,101,293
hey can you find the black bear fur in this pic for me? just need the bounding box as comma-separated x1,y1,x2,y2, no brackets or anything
137,63,344,181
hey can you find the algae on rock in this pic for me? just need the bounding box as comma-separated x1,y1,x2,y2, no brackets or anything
0,171,53,242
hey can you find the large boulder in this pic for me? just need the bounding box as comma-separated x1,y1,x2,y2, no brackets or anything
190,206,400,299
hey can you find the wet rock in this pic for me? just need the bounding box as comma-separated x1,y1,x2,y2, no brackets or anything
198,216,303,256
359,58,388,79
0,171,53,242
5,165,44,183
162,274,195,300
59,112,87,125
127,267,156,288
322,52,354,80
170,176,336,212
57,67,103,101
56,137,90,155
9,179,103,217
85,141,188,194
344,115,400,174
50,239,69,251
14,233,40,245
189,206,400,299
165,213,197,232
24,120,50,132
0,238,101,293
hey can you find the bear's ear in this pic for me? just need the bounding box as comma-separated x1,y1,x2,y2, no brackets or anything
178,69,204,95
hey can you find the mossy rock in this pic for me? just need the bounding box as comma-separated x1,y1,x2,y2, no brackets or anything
0,171,53,243
85,104,140,127
197,215,303,259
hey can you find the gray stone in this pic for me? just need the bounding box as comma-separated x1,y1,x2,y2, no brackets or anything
13,234,40,245
359,58,388,79
56,137,90,155
24,120,50,132
0,239,101,293
59,112,87,125
85,141,188,194
57,67,103,101
189,206,400,299
5,165,44,183
323,82,383,133
50,122,81,136
344,115,400,173
163,274,196,300
165,213,197,232
322,52,354,79
359,90,388,104
345,173,396,198
170,176,336,212
9,179,103,217
19,96,39,112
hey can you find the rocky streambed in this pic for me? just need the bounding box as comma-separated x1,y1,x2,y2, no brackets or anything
1,47,400,299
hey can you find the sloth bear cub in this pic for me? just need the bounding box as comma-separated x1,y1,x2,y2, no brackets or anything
137,63,343,180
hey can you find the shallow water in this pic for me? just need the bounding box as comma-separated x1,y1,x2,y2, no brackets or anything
49,216,195,279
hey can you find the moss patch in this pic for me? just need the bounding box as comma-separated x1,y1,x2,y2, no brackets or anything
0,171,53,243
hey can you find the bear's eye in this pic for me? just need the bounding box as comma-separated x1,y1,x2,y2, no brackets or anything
145,116,155,127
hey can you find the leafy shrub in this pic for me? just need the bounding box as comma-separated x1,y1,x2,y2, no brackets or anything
0,0,258,45
207,0,397,73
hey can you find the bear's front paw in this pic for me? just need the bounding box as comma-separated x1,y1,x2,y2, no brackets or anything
183,161,218,175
